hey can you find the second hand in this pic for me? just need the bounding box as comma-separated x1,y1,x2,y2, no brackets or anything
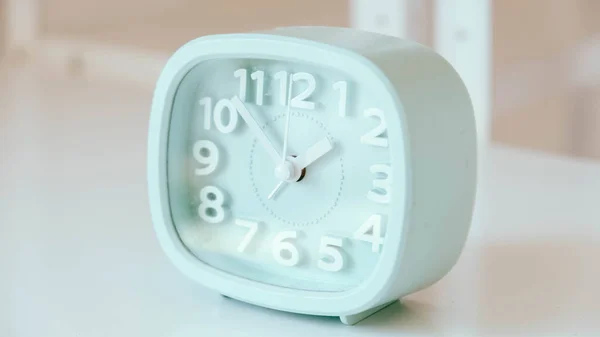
281,74,294,165
268,75,294,200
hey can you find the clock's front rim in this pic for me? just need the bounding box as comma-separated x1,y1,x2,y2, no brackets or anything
148,33,413,316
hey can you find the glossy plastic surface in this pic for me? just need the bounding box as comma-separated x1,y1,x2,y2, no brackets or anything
148,26,476,320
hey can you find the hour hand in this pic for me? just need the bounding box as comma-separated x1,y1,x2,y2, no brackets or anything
267,137,334,200
231,96,282,163
293,137,334,169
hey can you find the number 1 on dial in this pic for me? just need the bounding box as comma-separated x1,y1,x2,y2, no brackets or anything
233,68,247,102
333,81,348,116
250,70,265,105
274,70,288,105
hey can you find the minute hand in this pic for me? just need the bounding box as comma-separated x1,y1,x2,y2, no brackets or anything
231,96,282,164
293,137,334,169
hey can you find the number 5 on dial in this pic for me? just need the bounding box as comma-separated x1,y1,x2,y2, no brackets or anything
318,236,344,272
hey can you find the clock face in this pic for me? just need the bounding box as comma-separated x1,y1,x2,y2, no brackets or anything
167,58,395,292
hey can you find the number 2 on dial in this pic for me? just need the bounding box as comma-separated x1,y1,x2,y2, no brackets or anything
361,108,388,147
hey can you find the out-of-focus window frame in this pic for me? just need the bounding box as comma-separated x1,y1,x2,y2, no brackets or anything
1,0,40,61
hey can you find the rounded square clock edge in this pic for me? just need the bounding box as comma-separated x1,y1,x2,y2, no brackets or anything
148,33,411,315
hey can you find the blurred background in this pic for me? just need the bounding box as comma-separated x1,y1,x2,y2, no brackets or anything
1,0,599,159
2,2,600,336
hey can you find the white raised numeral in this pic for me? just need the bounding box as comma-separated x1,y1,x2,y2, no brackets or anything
333,81,348,116
274,71,289,105
272,231,300,267
213,99,239,133
235,68,265,105
318,236,344,272
193,140,219,175
198,97,212,130
354,214,384,253
233,68,247,102
368,164,392,204
198,186,226,224
250,70,265,105
235,219,259,253
198,98,239,133
274,71,316,109
361,108,388,147
291,72,316,110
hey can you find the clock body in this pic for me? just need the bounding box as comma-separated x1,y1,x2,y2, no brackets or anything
148,26,476,323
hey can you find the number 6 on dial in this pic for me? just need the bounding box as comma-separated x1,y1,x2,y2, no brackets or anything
272,231,300,267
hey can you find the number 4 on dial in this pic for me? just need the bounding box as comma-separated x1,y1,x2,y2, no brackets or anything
354,214,385,253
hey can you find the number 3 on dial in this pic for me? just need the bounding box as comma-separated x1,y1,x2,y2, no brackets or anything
368,164,392,204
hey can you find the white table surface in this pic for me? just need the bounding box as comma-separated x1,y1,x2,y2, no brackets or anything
1,65,599,337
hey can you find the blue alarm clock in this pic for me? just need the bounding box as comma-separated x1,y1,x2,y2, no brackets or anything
148,26,476,325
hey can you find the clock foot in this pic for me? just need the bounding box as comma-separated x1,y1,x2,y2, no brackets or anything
339,300,397,325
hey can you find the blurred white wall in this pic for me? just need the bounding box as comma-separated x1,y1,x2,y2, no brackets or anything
3,0,600,159
42,0,348,52
0,0,7,59
493,0,600,157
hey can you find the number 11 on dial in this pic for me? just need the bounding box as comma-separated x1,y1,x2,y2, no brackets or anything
234,68,265,105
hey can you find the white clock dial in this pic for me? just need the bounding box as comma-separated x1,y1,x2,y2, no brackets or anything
167,58,394,291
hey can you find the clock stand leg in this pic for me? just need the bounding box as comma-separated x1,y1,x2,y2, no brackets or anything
339,300,397,325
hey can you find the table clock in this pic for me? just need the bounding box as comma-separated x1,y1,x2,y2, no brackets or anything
148,26,476,325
